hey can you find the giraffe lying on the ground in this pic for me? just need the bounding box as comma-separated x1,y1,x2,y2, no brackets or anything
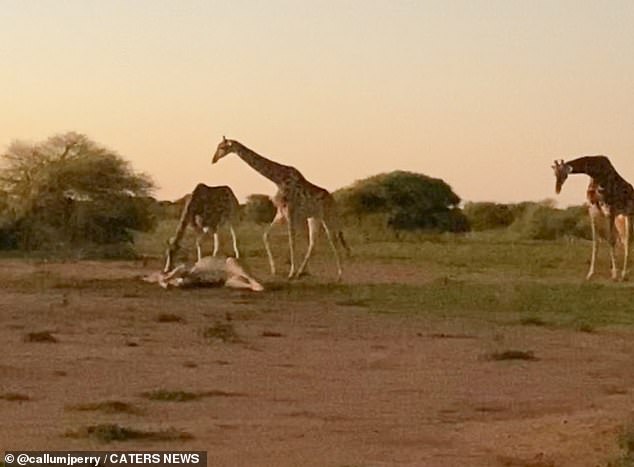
145,255,264,291
553,156,633,280
164,183,240,273
212,137,350,280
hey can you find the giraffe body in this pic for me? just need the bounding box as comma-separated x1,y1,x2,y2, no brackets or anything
553,156,633,280
212,138,349,280
164,183,240,273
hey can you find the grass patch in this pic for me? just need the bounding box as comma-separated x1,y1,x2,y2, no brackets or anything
575,321,596,333
270,277,634,331
261,331,284,337
65,424,192,443
24,330,58,343
488,350,538,361
498,455,555,467
519,316,548,327
607,423,634,466
203,322,240,343
67,401,141,415
335,298,370,307
140,390,201,402
0,392,30,402
156,313,184,323
428,332,475,339
140,389,243,402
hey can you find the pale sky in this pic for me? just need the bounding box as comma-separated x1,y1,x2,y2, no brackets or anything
1,0,633,206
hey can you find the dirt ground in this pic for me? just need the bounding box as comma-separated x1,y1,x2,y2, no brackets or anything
1,258,633,467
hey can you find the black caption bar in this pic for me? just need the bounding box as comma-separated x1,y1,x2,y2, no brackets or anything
4,452,207,467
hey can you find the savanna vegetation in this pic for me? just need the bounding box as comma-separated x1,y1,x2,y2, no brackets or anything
0,133,596,260
0,132,155,257
1,133,632,466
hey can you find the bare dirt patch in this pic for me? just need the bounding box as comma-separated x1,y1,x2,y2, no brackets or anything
1,259,633,466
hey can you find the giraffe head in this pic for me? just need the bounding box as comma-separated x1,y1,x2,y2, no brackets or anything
212,136,236,164
552,159,572,194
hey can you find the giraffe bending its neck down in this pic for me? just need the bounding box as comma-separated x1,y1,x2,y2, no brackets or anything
164,183,240,273
553,156,634,280
212,137,350,280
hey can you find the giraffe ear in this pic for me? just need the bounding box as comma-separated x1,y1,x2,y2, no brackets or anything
223,135,227,142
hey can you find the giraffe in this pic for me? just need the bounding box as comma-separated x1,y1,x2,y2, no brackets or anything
155,256,264,292
164,183,240,273
552,156,633,280
211,137,350,280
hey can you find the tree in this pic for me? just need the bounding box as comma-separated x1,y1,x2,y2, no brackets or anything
243,194,276,224
0,132,156,252
334,170,469,232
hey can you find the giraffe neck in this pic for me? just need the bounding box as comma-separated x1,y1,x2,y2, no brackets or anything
566,156,620,186
231,142,292,185
566,156,616,181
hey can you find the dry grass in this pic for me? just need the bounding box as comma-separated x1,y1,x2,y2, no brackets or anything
203,322,240,343
23,330,58,343
156,313,185,323
65,424,193,443
140,389,244,402
0,392,30,402
488,350,538,361
519,316,549,327
67,400,142,415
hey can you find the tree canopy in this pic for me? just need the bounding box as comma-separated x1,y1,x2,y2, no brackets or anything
0,132,156,252
334,170,468,232
242,194,276,224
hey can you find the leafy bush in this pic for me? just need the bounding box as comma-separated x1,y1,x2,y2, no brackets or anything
510,201,589,240
334,170,469,233
0,132,156,253
242,194,276,224
463,202,514,231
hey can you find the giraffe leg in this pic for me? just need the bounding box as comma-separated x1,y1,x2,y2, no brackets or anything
620,215,630,281
263,211,285,275
322,220,343,281
586,207,599,280
230,225,240,258
607,214,618,281
212,231,220,256
163,240,174,273
287,217,297,279
225,257,264,291
196,235,204,262
295,218,319,278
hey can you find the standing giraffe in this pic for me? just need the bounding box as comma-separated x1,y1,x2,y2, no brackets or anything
164,183,240,273
211,137,349,279
552,156,633,280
